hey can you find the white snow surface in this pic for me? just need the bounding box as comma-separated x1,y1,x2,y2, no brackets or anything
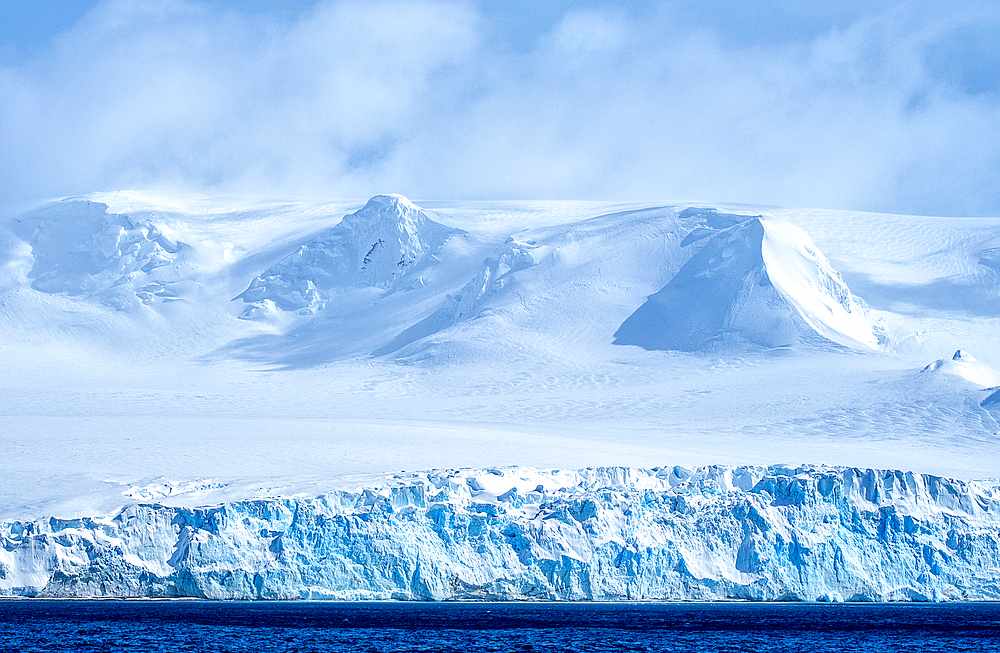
922,350,1000,389
613,215,882,351
758,219,881,350
2,191,1000,566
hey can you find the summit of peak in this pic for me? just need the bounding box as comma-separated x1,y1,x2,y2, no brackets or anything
237,194,461,313
953,349,975,361
358,194,420,214
342,195,428,233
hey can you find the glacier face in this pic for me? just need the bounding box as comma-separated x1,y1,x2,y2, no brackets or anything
3,465,1000,602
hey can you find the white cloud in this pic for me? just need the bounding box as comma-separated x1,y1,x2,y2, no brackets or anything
0,0,479,202
551,10,626,57
1,0,998,216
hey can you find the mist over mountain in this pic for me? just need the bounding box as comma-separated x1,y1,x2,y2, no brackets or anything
2,1,1000,216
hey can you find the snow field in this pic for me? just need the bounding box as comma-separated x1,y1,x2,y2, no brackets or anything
1,192,999,530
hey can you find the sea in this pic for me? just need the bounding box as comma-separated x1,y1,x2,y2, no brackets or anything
2,601,1000,652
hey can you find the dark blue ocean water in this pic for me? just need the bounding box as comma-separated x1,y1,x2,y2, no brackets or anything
2,601,1000,652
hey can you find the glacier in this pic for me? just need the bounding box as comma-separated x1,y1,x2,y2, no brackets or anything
3,465,1000,602
3,192,1000,601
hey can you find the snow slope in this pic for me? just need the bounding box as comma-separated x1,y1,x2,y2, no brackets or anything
3,465,999,602
237,194,465,316
922,350,1000,389
2,191,1000,585
613,216,882,352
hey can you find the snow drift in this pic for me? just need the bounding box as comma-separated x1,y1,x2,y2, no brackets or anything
614,217,882,352
922,350,1000,389
3,465,999,602
237,195,462,315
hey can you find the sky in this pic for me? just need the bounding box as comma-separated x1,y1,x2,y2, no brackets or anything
0,0,998,216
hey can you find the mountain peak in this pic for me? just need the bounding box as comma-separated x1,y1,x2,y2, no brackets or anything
614,217,880,352
953,349,974,361
358,193,419,212
345,194,424,231
237,195,461,315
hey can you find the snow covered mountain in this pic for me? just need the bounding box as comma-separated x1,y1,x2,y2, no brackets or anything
9,199,189,309
237,194,464,317
922,350,1000,389
614,215,883,352
2,191,1000,600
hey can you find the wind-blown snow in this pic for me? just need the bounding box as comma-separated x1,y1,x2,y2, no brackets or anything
3,465,999,602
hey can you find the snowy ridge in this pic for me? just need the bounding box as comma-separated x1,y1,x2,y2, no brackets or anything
237,195,462,315
441,238,548,325
3,465,1000,601
759,220,881,350
615,217,881,352
9,199,188,309
373,237,547,356
922,350,1000,389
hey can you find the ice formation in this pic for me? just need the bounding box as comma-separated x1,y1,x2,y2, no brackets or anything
614,217,881,351
10,200,187,309
3,465,999,602
237,195,462,315
4,193,1000,602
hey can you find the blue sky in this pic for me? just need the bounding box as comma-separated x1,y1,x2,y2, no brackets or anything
1,0,998,215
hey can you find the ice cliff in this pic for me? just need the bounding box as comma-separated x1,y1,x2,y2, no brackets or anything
237,195,462,315
3,465,1000,601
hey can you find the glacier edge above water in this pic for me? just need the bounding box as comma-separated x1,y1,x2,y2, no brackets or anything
3,465,1000,602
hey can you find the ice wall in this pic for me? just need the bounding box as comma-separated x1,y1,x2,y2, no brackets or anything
2,465,999,601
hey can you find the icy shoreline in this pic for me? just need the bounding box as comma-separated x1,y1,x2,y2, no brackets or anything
4,465,1000,602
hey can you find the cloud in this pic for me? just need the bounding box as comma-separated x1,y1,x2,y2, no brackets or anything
1,0,998,216
0,0,479,202
550,10,626,57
